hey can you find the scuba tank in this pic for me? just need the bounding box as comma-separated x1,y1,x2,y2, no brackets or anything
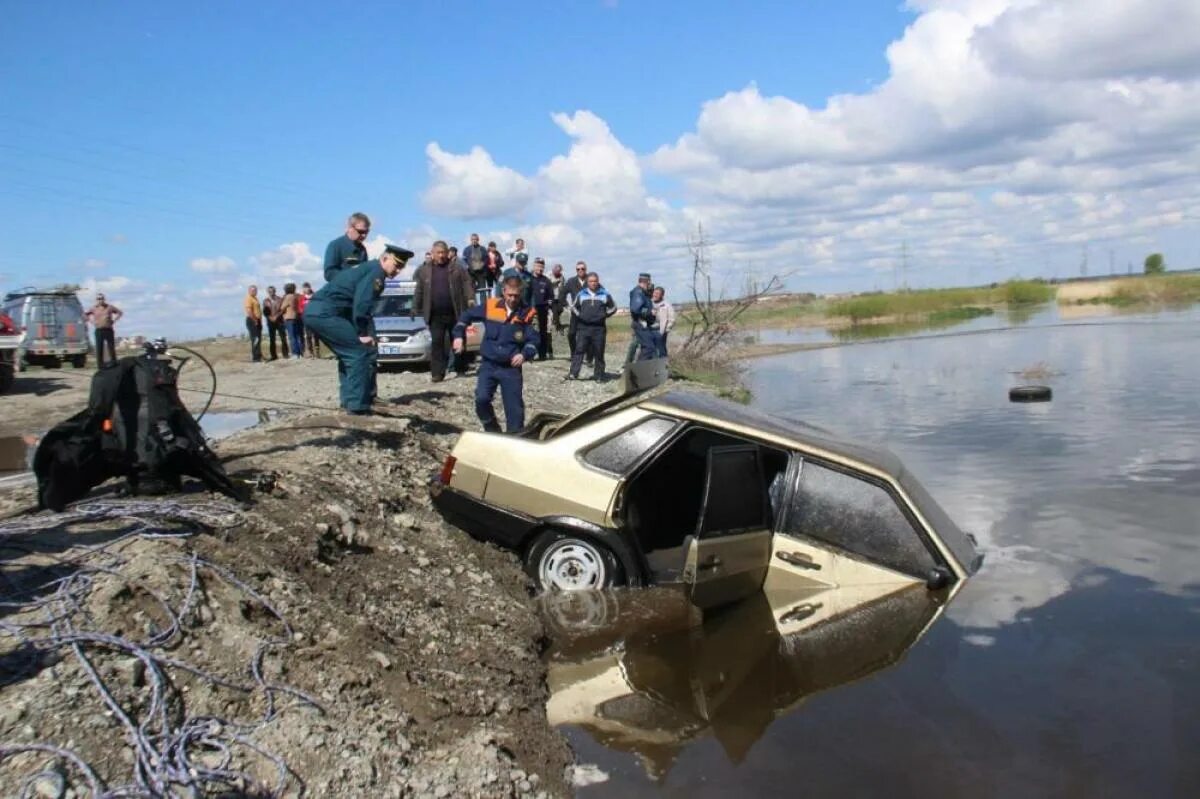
34,339,245,510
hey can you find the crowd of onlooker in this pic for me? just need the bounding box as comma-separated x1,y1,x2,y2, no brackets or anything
241,223,676,382
241,282,321,362
414,235,675,382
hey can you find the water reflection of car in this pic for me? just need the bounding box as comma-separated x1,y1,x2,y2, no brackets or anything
540,581,952,780
431,381,981,610
372,280,483,367
2,287,90,370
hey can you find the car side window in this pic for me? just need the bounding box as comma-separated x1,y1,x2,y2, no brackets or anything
782,460,937,578
582,417,678,475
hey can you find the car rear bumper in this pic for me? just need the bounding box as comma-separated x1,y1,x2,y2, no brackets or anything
430,479,537,549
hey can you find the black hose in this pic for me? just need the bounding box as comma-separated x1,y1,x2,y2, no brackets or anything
170,345,218,421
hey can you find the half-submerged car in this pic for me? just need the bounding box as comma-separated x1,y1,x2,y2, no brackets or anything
431,382,982,610
373,279,484,368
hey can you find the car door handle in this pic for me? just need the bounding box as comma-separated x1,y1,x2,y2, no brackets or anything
697,555,722,572
780,601,823,623
776,550,821,570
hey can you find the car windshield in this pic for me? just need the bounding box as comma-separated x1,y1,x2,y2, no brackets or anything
373,294,415,317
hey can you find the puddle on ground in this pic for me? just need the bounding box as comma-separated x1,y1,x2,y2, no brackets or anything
540,583,947,782
199,409,284,440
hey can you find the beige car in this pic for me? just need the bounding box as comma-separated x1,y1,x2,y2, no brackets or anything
431,386,981,610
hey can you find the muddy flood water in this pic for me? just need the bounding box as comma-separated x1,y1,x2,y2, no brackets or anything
553,306,1200,797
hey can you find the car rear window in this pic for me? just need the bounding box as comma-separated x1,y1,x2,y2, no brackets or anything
781,460,938,578
581,416,677,475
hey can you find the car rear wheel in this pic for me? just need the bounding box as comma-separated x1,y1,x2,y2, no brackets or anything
0,363,13,394
526,530,623,593
71,354,87,368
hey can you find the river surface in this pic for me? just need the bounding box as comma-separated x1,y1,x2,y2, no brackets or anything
560,305,1200,797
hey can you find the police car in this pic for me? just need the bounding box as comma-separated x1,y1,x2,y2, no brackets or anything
430,369,981,611
373,280,483,366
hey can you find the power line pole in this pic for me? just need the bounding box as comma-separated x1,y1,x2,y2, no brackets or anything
901,240,909,291
1080,243,1089,278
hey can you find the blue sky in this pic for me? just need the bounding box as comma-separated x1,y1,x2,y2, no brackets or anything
2,0,1197,336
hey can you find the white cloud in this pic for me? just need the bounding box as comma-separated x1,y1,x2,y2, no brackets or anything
189,255,237,274
537,111,651,221
422,142,535,219
249,242,320,281
82,258,108,270
976,0,1200,81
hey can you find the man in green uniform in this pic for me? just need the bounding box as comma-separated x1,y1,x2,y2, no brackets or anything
305,243,413,414
323,212,371,282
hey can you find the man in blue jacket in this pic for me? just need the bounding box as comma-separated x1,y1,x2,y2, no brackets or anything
323,212,371,282
567,272,617,381
453,275,540,433
628,272,662,361
499,252,533,304
529,258,556,360
305,243,412,414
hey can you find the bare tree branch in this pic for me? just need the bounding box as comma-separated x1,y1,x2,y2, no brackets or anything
677,222,787,361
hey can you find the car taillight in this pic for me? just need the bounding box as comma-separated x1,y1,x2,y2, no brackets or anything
0,313,13,335
438,455,456,485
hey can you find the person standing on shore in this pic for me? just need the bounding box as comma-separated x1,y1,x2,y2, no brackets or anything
298,282,321,358
303,244,413,414
561,261,588,358
414,240,475,382
323,213,371,282
244,285,263,362
549,264,566,331
530,258,556,360
485,241,504,291
453,275,539,433
629,272,660,361
85,292,123,367
462,233,488,290
506,238,528,271
500,253,533,304
567,272,616,381
281,283,302,359
262,286,289,361
652,286,675,356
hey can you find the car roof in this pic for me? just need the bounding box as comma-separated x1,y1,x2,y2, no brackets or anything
639,390,980,574
641,390,905,476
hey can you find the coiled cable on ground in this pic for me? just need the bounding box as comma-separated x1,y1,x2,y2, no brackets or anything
0,498,318,797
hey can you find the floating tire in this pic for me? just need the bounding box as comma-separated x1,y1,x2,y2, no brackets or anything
1010,385,1052,403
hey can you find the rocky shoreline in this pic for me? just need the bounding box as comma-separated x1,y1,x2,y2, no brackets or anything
0,357,622,797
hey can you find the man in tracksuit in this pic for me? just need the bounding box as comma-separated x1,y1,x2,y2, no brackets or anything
453,275,540,433
628,272,662,361
304,244,413,414
568,272,617,381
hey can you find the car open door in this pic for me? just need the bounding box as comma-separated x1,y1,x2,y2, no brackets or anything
683,445,773,610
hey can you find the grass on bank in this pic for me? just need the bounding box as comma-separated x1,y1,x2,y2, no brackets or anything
827,280,1055,323
670,356,750,404
1074,273,1200,307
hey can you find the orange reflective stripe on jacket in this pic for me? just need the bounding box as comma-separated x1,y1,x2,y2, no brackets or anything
484,298,535,325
